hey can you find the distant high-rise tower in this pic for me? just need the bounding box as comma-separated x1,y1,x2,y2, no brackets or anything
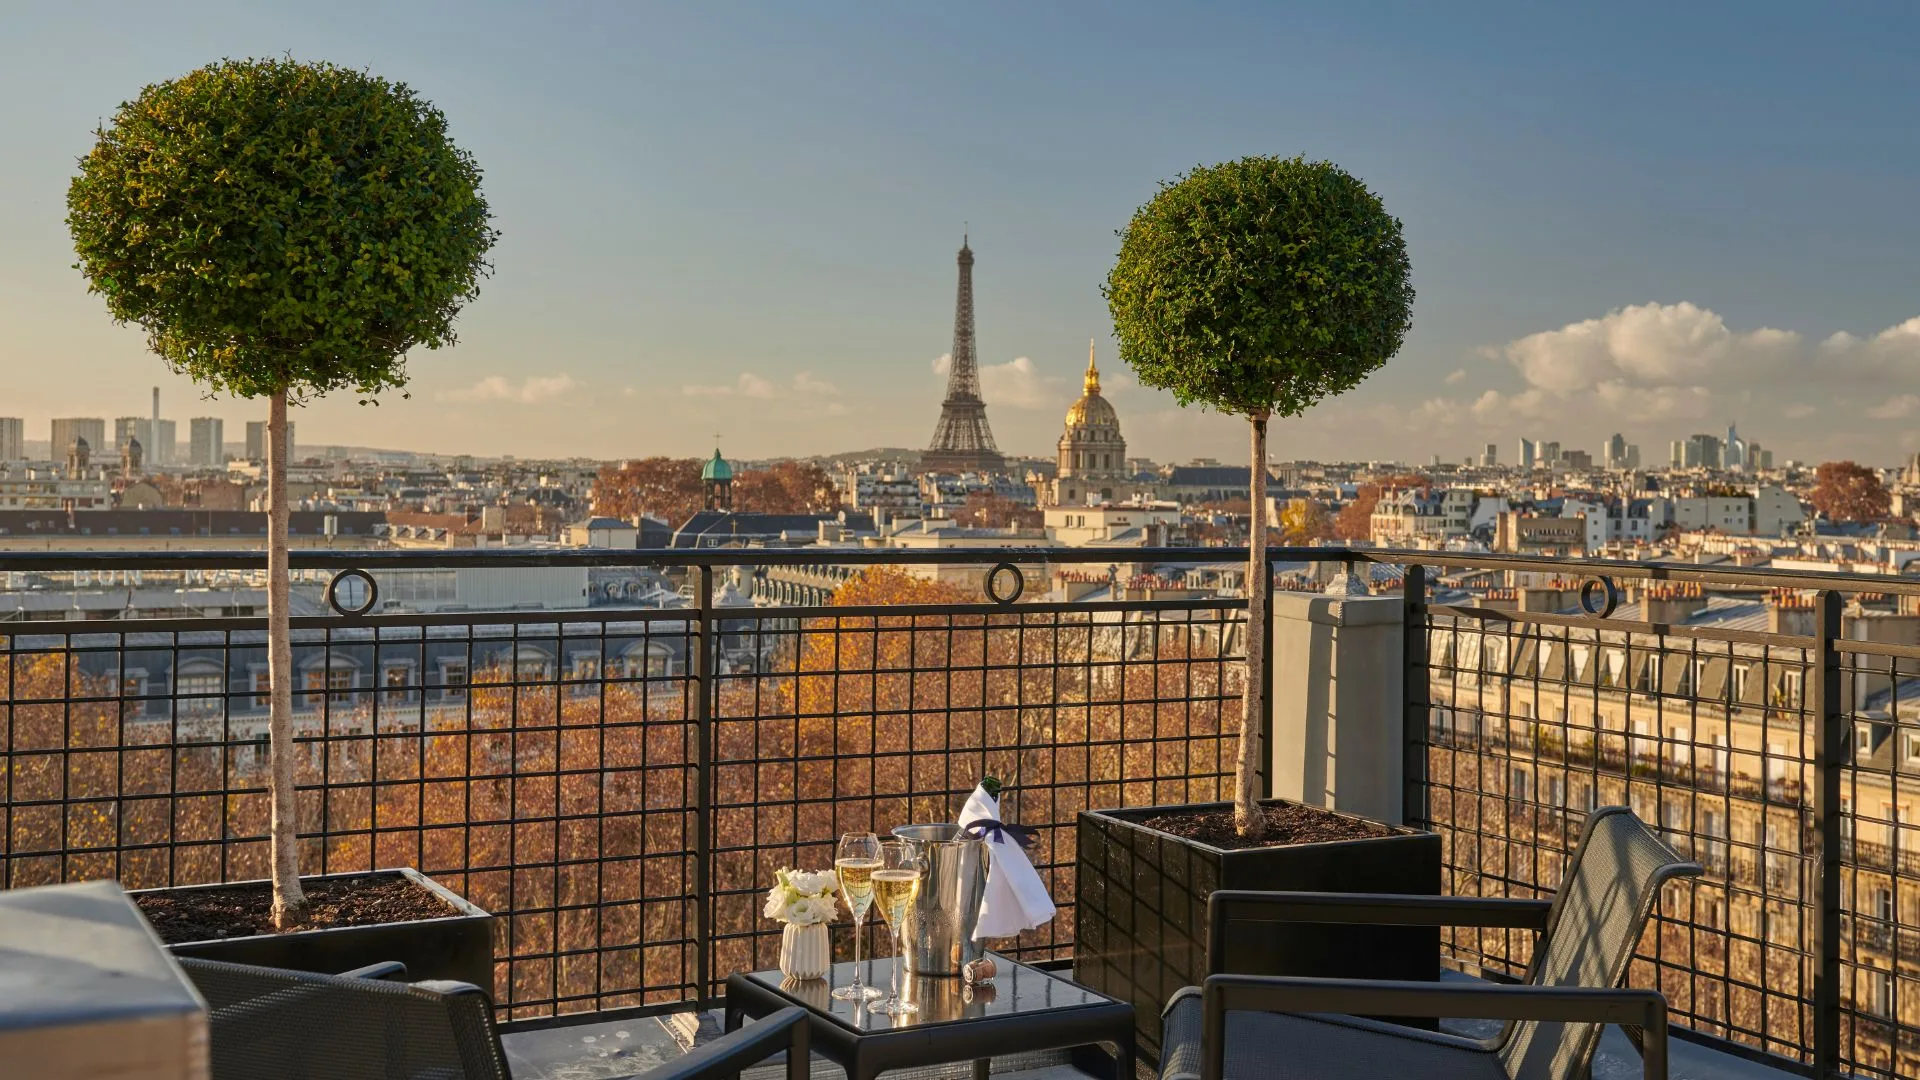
0,417,22,461
52,418,106,462
190,418,225,467
922,235,1005,474
1605,432,1627,468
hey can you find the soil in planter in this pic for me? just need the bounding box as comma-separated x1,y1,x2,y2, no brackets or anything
137,876,457,943
1139,802,1391,851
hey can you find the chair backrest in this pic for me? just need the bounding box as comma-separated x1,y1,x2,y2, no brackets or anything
1496,807,1702,1080
179,957,510,1080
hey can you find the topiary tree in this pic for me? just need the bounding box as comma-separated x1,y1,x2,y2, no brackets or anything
68,57,497,924
1104,155,1413,840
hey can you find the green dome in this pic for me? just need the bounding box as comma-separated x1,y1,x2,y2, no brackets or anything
701,447,733,482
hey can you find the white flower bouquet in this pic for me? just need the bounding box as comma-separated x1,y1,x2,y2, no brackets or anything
763,867,840,926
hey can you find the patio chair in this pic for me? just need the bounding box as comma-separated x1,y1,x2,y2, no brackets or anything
1159,806,1702,1080
179,957,810,1080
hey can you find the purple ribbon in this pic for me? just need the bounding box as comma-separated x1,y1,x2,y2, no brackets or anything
961,819,1040,849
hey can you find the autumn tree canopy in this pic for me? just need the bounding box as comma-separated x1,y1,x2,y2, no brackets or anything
594,458,840,524
1277,499,1333,544
732,461,839,515
1810,461,1889,524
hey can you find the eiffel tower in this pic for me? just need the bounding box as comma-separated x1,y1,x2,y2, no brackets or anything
922,234,1006,474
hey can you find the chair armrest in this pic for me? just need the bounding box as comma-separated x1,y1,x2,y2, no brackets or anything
338,961,409,981
643,1006,810,1080
1197,976,1668,1080
1210,890,1553,929
1207,891,1552,975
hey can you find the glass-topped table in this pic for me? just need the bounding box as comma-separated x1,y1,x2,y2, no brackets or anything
724,952,1135,1080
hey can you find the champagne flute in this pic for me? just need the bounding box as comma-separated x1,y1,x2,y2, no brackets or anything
871,839,922,1016
832,832,884,1001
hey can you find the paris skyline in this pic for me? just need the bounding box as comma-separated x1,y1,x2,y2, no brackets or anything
6,3,1920,464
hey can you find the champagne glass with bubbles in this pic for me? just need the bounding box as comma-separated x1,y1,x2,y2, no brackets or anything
832,832,884,1001
872,839,923,1016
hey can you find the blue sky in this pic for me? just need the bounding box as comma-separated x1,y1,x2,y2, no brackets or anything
5,2,1919,464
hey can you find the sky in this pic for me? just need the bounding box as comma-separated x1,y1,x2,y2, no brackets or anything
5,2,1920,467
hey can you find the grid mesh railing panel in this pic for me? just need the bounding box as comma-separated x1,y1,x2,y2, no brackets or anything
1417,606,1820,1062
1,575,1243,1023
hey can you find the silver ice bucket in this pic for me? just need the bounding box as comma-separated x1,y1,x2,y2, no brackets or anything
891,823,987,976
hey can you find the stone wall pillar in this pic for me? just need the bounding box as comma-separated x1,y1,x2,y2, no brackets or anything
1269,592,1407,824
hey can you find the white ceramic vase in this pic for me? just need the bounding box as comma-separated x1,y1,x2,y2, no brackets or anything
779,921,830,980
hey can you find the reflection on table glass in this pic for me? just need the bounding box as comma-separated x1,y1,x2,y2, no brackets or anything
748,953,1106,1033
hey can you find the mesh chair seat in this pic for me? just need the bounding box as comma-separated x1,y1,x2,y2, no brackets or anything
181,957,509,1080
1161,987,1506,1080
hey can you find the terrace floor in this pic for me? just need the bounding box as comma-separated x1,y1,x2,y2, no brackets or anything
499,973,1792,1080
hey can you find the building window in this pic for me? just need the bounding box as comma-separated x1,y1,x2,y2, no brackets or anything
177,664,225,715
1870,968,1895,1019
1905,732,1920,767
381,662,416,703
1731,663,1750,701
251,668,272,709
440,660,468,700
569,655,601,697
303,663,357,706
1778,669,1804,706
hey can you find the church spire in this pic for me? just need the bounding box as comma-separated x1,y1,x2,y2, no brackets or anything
1084,338,1101,394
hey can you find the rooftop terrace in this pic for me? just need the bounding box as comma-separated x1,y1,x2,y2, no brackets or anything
3,544,1916,1079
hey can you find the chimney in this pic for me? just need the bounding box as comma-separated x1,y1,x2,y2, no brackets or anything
1766,591,1818,637
1643,583,1708,626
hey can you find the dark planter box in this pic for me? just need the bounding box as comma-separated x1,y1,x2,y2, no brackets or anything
1075,800,1442,1061
137,867,495,992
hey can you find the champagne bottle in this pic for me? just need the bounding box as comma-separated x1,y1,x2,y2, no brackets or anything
981,775,1003,799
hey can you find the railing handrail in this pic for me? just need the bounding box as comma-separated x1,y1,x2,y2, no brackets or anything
0,544,1314,572
3,543,1914,599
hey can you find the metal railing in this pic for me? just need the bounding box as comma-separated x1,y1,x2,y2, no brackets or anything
1401,553,1920,1080
0,545,1257,1025
5,542,1920,1079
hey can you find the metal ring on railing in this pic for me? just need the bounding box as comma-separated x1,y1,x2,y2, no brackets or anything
326,568,379,616
984,563,1024,606
1579,576,1619,619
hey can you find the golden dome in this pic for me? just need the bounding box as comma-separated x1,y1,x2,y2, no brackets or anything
1064,339,1120,430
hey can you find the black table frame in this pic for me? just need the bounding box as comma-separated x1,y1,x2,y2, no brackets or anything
724,956,1135,1080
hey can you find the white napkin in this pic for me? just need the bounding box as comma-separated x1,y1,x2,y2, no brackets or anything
958,783,1057,940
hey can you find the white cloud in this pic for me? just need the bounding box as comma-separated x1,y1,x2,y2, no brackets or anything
438,374,579,404
793,371,838,395
1447,302,1920,444
683,373,777,399
1867,394,1920,420
1444,368,1467,385
980,357,1063,409
1497,302,1801,395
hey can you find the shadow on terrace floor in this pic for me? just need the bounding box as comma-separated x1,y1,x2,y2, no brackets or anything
502,972,1794,1080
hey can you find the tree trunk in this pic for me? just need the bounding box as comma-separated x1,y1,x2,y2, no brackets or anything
267,389,306,928
1236,412,1269,841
